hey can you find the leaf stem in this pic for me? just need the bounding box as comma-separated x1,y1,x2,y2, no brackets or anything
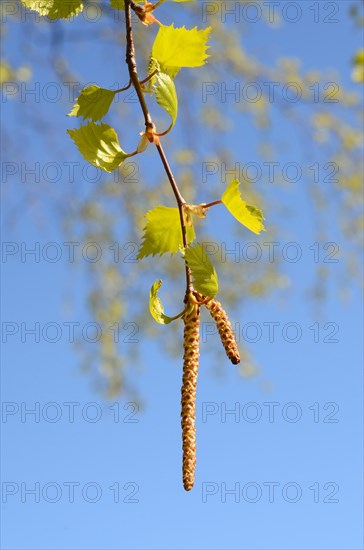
115,70,158,96
166,305,189,323
151,0,167,9
115,79,132,94
139,69,158,85
155,122,173,137
124,0,193,296
203,200,222,209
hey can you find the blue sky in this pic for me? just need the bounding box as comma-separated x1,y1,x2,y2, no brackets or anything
1,1,363,549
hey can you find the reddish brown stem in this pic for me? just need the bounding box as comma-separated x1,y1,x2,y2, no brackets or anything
203,200,222,209
124,0,192,295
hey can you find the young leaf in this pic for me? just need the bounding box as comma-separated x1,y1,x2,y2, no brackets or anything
67,122,129,173
185,243,219,298
68,86,116,122
21,0,83,19
152,24,211,74
221,180,266,235
149,280,178,325
138,206,195,259
154,73,178,129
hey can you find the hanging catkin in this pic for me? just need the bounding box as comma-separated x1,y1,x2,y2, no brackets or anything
181,304,200,491
196,293,240,365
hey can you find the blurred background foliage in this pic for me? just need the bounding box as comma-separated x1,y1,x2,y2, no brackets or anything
2,0,363,397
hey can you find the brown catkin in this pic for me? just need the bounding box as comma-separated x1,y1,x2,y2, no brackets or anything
181,305,200,491
197,293,240,365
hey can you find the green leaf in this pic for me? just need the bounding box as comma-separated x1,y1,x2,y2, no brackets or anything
138,206,195,259
152,24,211,75
221,180,266,235
149,280,177,325
184,243,219,298
21,0,83,19
68,86,116,122
67,122,129,173
154,73,178,128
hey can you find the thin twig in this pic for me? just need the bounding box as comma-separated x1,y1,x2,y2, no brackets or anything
155,143,193,293
124,0,153,131
124,0,193,295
